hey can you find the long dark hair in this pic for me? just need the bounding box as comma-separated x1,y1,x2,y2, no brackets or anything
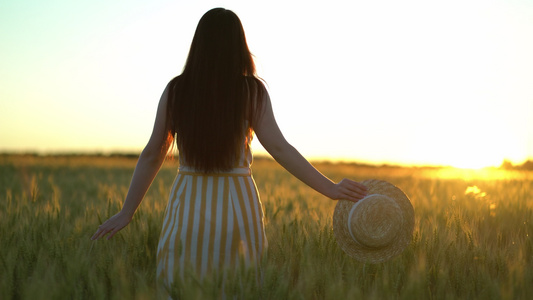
167,8,265,173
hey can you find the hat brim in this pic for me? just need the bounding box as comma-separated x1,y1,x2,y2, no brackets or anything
333,179,414,263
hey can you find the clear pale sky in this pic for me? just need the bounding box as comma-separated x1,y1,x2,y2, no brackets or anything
1,0,532,168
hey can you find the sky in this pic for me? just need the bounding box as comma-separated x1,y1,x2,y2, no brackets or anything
1,0,532,168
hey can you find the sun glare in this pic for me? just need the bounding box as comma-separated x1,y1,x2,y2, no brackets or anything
424,108,523,170
448,157,501,170
444,143,510,169
443,133,519,170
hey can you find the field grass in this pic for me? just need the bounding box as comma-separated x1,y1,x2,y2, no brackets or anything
1,154,532,299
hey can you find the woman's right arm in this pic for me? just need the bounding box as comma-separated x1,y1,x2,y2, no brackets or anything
91,82,173,240
253,90,367,203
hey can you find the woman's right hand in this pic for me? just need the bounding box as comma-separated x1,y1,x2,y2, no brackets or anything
330,179,368,203
91,210,133,241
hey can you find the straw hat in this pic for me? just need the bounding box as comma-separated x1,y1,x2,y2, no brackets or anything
333,179,414,263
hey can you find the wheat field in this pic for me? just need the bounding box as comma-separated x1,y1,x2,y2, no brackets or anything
1,154,532,299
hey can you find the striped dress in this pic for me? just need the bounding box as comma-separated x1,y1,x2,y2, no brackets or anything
156,142,267,292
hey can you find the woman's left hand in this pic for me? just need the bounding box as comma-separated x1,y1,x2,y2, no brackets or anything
91,211,132,240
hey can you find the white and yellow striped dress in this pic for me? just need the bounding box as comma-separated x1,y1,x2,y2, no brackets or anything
156,143,267,290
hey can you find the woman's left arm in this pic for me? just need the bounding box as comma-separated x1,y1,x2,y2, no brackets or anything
91,83,173,240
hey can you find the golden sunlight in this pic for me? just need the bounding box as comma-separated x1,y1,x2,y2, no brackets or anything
445,132,520,170
431,110,519,170
448,156,502,170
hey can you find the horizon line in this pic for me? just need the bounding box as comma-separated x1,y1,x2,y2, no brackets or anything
1,150,531,170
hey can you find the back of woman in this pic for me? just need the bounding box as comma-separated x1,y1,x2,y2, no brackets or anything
167,75,263,172
91,7,368,300
157,8,268,296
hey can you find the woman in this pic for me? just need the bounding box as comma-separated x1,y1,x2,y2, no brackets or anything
91,7,367,296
